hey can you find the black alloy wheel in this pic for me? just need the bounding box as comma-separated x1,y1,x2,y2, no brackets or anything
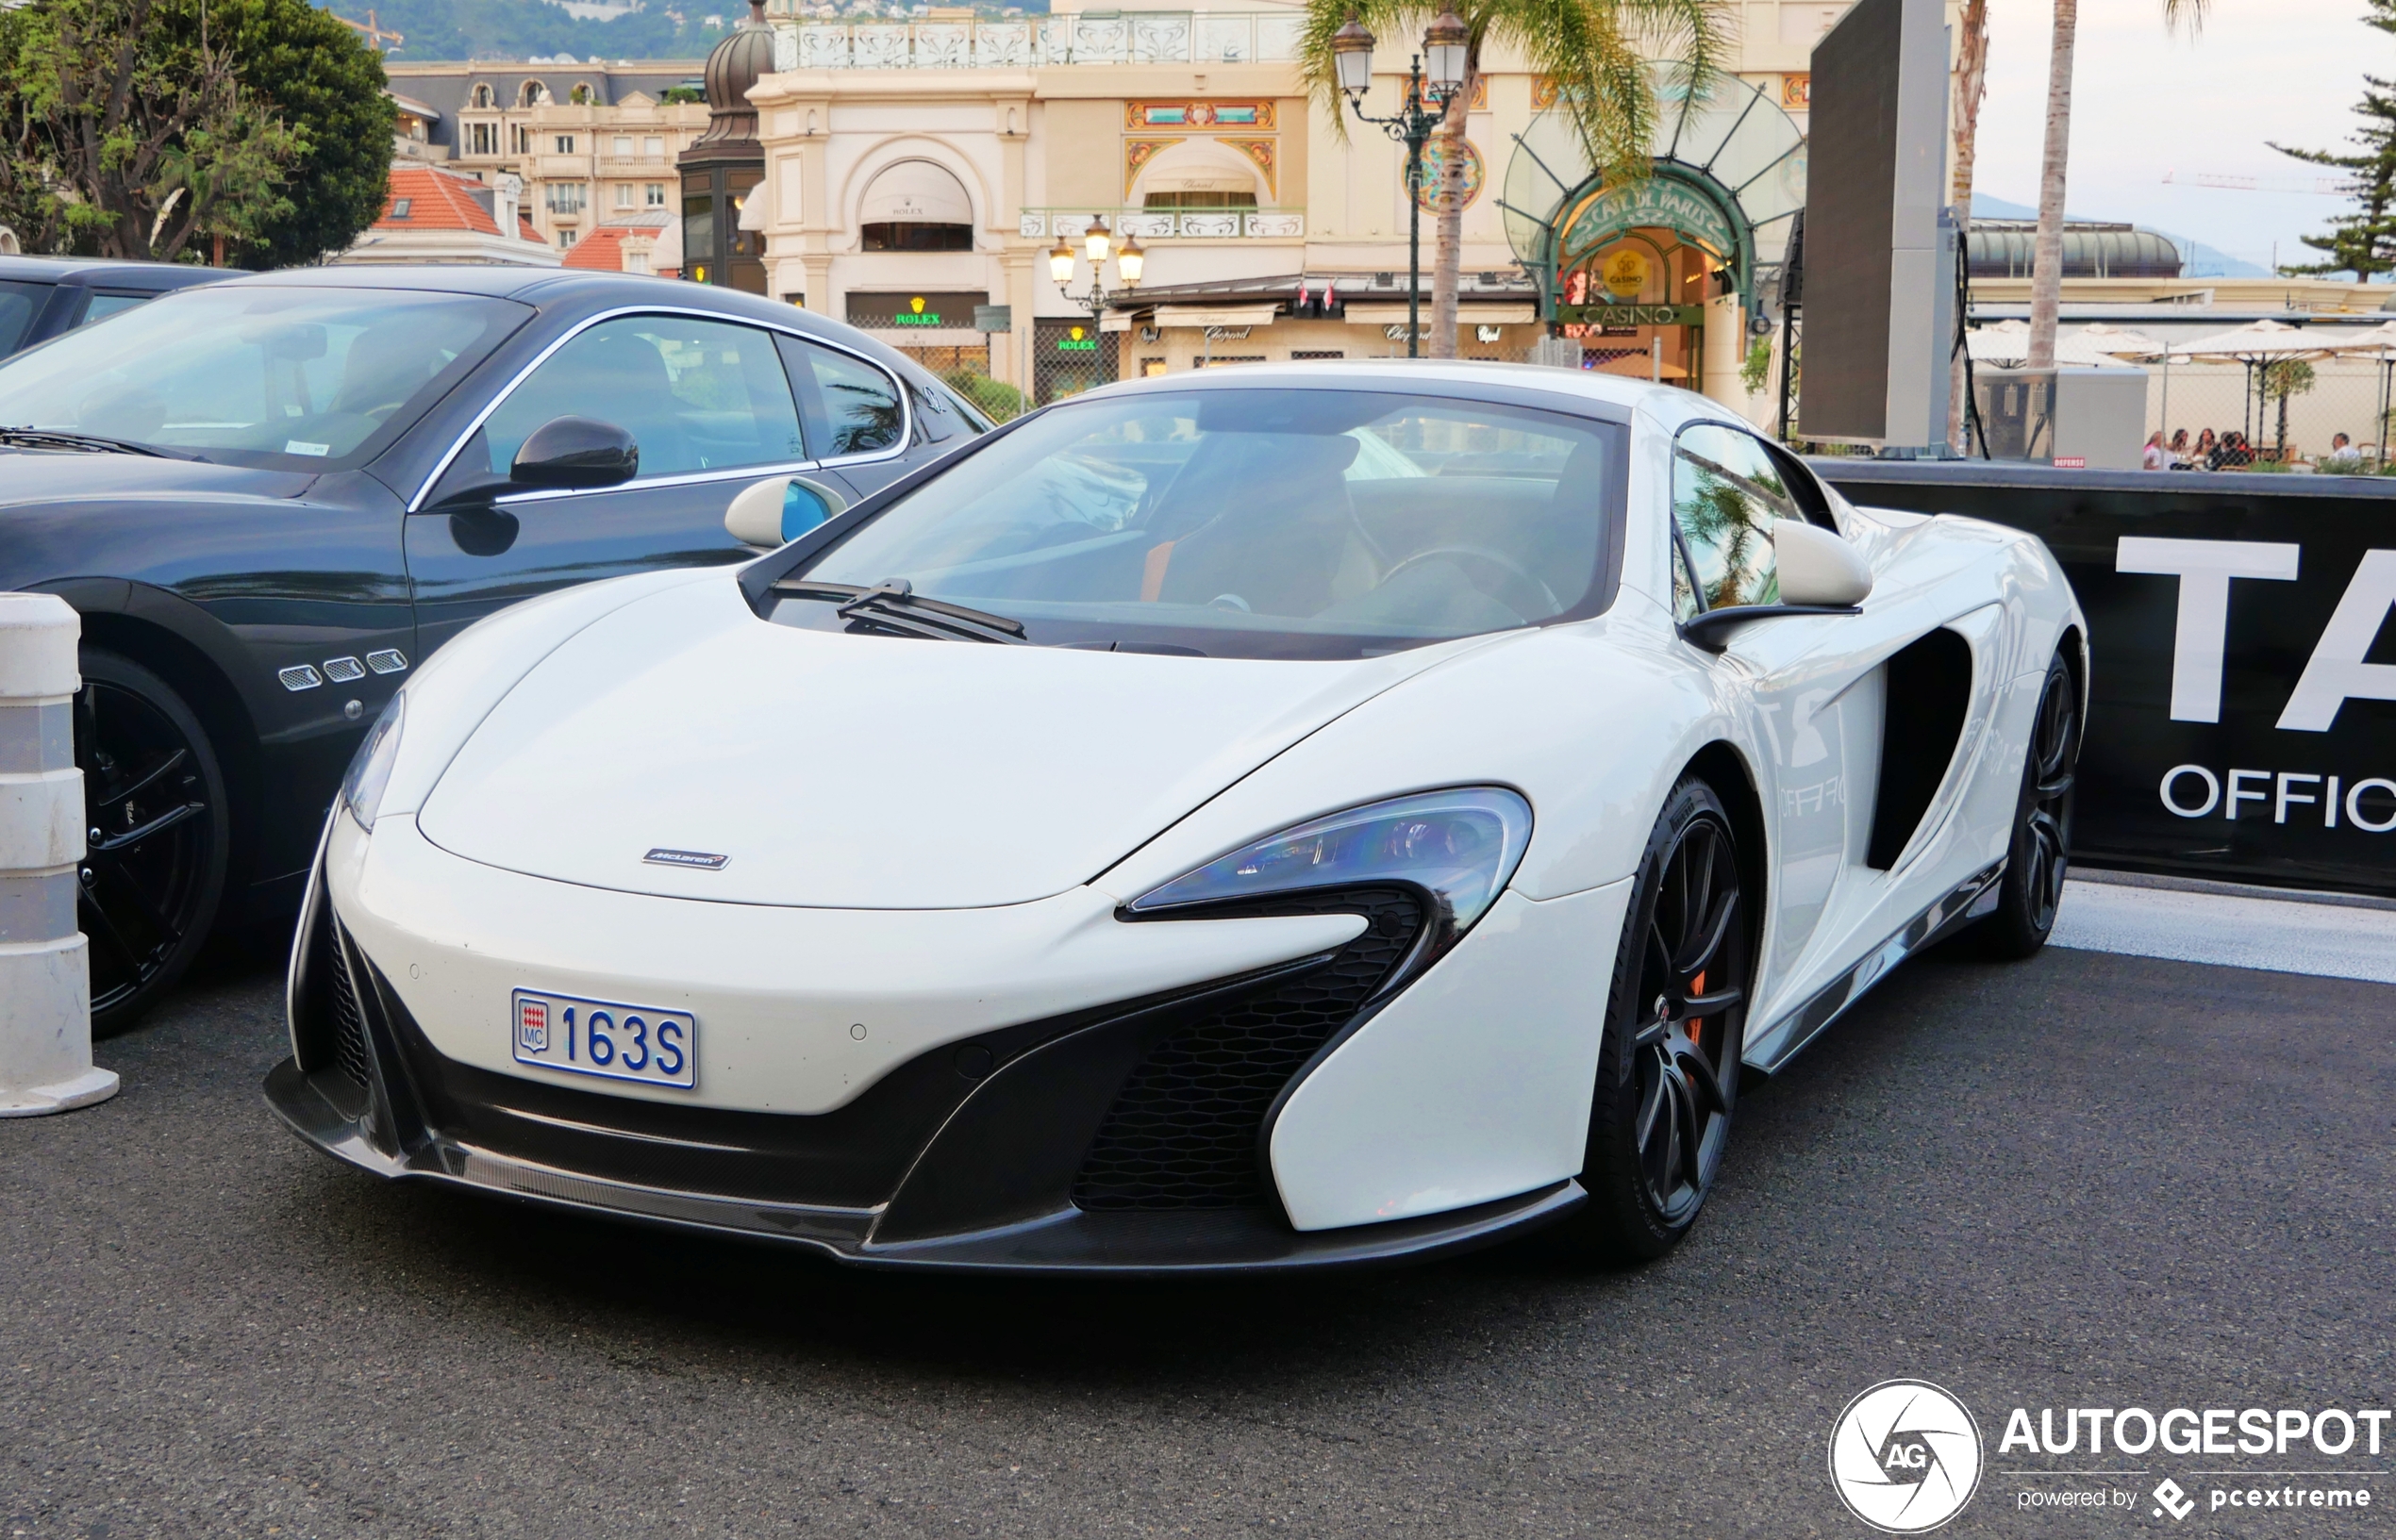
1975,650,2079,959
1562,775,1751,1262
73,650,230,1035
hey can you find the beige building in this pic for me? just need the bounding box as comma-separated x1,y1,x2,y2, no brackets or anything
384,63,712,256
737,0,1838,408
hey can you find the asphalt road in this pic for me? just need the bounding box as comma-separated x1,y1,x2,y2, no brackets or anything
5,937,2392,1539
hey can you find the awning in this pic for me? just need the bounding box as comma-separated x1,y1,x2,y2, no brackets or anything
1153,304,1282,328
1342,302,1539,324
858,159,973,226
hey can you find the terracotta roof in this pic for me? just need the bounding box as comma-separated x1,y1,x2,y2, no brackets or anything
373,164,541,242
563,227,636,271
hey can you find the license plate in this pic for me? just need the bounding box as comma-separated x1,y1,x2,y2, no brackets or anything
510,987,696,1089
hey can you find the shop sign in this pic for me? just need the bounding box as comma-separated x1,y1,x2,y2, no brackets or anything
1560,180,1735,265
1552,303,1705,327
846,290,988,329
1055,324,1099,353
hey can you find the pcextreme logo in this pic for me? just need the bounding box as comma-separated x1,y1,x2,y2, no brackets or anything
1829,1381,1986,1533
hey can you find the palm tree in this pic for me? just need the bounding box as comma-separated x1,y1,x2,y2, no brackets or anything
1301,0,1729,360
1947,0,1989,450
2025,0,2206,371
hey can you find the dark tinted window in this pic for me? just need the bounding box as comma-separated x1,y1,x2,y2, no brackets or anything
483,316,805,477
0,280,51,354
75,292,152,328
779,337,904,457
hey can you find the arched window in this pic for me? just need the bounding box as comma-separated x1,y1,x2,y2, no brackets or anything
521,79,549,108
857,158,974,252
570,82,594,105
472,82,494,108
1130,139,1268,210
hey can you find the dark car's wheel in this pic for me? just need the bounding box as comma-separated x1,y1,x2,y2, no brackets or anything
1974,651,2080,960
1557,775,1752,1263
73,650,230,1035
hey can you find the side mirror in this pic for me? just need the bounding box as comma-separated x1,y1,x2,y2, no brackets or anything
511,416,639,489
1678,521,1872,650
724,473,850,550
1773,519,1873,607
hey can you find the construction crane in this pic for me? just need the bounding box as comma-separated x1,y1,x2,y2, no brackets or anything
336,9,407,50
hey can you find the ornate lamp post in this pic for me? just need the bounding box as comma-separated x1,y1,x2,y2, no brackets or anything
1332,8,1468,358
1047,216,1145,389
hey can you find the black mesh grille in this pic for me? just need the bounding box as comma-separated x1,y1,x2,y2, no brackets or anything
1072,889,1424,1212
327,930,374,1090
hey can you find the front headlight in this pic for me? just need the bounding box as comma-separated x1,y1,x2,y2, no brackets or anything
1128,787,1533,932
341,691,405,829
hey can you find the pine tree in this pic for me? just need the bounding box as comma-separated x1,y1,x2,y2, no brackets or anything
2274,0,2396,278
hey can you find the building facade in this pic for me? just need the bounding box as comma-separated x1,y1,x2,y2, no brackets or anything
724,0,1842,409
382,62,711,254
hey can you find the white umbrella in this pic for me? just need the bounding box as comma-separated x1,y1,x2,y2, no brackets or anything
2168,318,2338,361
1966,319,2138,368
2074,322,2167,358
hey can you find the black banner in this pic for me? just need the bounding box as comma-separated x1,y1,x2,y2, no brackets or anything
1816,461,2396,895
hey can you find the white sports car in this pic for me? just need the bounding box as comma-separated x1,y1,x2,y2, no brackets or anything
269,363,2084,1273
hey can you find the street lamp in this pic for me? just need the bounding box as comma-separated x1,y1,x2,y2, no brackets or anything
1335,9,1469,358
1051,217,1142,392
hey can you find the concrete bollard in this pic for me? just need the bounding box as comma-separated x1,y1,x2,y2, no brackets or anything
0,593,117,1117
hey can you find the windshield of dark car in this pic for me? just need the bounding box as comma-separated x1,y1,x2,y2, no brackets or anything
0,286,527,470
780,386,1625,659
0,280,49,355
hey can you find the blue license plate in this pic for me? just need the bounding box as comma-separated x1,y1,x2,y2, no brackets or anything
510,987,696,1089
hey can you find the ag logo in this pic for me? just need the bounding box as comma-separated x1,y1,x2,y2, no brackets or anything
1828,1380,1984,1532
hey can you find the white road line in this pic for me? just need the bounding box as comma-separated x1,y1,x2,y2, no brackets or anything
2051,878,2396,985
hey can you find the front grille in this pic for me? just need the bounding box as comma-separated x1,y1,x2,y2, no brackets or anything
1073,889,1423,1212
326,931,375,1089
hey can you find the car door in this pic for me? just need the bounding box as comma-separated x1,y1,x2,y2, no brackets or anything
1666,421,1891,1007
406,312,824,654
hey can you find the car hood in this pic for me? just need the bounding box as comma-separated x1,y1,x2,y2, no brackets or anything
0,449,314,507
415,575,1489,909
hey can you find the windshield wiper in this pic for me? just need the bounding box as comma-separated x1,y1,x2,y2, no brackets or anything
772,578,1027,645
0,426,190,459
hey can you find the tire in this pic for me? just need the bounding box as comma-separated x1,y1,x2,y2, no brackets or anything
72,649,231,1036
1556,775,1752,1263
1973,651,2079,961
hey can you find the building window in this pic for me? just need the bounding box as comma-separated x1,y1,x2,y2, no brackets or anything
613,135,631,157
627,251,652,274
643,136,664,158
390,198,413,221
558,229,577,250
861,222,973,252
615,183,635,208
466,121,498,156
570,82,594,105
513,124,530,154
1141,358,1167,376
554,135,574,155
644,182,665,207
1142,190,1259,209
521,80,546,108
471,83,494,108
547,183,586,214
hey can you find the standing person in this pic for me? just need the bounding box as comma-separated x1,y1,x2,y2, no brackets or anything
2143,430,2167,470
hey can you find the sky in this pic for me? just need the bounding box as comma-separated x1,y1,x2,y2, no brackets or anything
1972,0,2381,272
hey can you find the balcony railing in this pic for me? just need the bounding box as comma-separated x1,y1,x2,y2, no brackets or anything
1020,207,1305,240
769,12,1307,70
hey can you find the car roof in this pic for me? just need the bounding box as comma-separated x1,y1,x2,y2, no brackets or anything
213,267,940,382
0,255,229,288
1073,356,1685,420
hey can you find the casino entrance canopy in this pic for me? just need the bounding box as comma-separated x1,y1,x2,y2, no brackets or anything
1500,69,1805,327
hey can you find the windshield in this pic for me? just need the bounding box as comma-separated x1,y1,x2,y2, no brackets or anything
782,387,1625,660
0,280,49,355
0,286,527,469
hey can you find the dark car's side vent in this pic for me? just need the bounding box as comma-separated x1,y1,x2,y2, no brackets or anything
327,929,375,1090
1073,889,1424,1212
